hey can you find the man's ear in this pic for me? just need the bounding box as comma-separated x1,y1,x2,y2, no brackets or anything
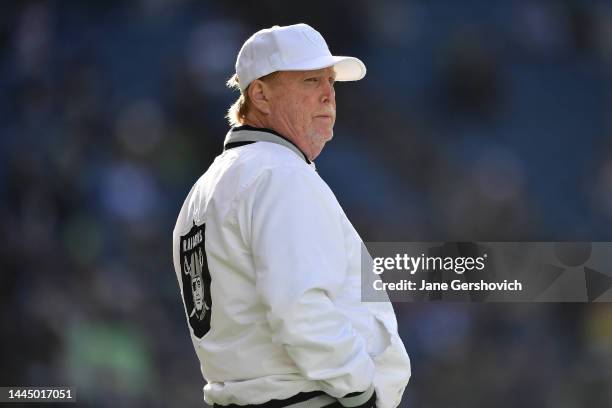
247,79,272,115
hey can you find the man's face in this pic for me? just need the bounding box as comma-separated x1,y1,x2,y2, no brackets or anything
267,67,336,161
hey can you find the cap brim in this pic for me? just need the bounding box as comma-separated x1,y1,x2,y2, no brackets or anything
281,55,366,81
330,56,367,81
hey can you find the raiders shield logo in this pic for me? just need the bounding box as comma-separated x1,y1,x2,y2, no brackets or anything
179,222,211,338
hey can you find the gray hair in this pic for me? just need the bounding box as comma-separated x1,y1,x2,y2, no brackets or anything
225,72,280,127
225,74,247,127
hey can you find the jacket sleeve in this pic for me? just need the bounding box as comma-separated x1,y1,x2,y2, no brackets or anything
239,166,375,399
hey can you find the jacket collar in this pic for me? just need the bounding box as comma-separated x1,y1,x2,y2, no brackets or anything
224,125,312,165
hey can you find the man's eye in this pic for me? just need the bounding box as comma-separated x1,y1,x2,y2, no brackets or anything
305,77,319,82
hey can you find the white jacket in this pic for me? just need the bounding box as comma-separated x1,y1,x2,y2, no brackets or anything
172,126,411,408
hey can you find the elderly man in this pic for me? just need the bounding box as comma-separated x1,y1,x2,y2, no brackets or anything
172,24,410,408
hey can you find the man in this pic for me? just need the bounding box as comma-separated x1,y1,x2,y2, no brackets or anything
172,24,411,408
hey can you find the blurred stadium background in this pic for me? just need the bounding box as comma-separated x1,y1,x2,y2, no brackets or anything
1,0,612,407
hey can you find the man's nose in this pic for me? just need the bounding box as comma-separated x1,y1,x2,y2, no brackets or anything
321,81,335,104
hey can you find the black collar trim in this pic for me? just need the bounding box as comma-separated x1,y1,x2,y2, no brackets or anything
229,125,311,164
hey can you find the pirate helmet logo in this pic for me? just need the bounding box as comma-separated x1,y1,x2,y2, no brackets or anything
184,248,210,321
179,222,211,338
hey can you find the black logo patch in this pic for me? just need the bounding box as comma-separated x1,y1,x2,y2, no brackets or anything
179,222,211,338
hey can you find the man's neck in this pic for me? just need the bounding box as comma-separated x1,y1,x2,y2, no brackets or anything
243,117,313,161
233,123,312,164
242,114,267,130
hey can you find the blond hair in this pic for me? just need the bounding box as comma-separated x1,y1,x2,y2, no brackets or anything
225,72,280,127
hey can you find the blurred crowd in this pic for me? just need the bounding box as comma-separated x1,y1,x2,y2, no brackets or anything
1,0,612,407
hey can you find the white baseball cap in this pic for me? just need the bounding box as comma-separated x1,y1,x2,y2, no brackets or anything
234,23,366,91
